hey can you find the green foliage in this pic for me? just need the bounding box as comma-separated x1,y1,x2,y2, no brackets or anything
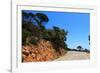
22,27,39,45
42,26,68,51
77,45,83,51
22,28,31,45
52,26,68,49
22,11,49,31
84,48,90,53
27,36,38,45
36,13,49,23
88,35,90,45
22,11,68,51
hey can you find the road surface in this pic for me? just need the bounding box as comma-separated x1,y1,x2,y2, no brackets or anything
55,51,90,61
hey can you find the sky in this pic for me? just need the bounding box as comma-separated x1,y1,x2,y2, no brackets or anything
23,10,90,50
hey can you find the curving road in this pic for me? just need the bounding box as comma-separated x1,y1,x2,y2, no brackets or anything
55,51,90,61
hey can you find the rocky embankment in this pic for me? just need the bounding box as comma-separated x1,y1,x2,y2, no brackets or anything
22,40,66,62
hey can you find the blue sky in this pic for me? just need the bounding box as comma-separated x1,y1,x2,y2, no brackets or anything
23,10,90,50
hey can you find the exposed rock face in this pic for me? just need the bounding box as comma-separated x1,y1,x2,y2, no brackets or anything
22,39,66,62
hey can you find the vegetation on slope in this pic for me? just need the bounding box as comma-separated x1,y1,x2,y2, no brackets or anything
22,11,68,62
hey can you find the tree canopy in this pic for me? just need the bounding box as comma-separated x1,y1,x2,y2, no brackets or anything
77,45,83,51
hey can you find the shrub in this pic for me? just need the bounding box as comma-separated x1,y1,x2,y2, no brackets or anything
22,28,31,45
29,37,39,45
77,46,83,51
